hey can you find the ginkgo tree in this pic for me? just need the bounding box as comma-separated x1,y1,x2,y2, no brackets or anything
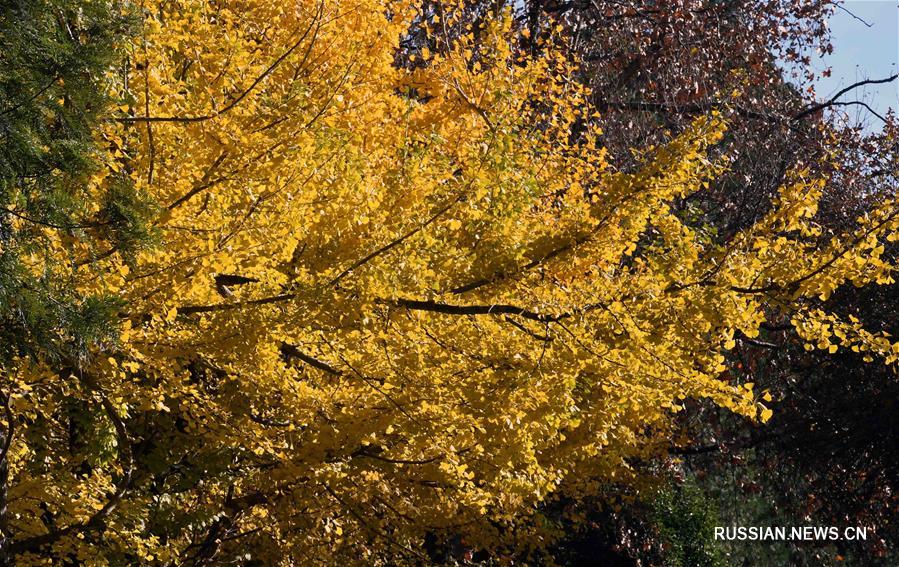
1,0,897,564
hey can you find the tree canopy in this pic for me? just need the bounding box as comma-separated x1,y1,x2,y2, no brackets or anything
1,0,897,564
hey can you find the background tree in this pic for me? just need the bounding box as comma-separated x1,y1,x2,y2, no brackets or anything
416,1,898,564
1,0,897,565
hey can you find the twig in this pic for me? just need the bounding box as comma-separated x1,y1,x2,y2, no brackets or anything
837,4,873,27
114,2,323,125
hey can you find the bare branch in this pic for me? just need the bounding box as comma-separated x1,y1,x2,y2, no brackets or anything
836,4,873,27
793,74,898,121
280,343,341,375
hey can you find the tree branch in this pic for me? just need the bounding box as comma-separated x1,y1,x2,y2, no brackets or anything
793,74,898,121
0,392,13,471
114,2,323,125
279,343,341,375
330,193,463,287
10,391,133,555
351,446,442,466
385,298,572,322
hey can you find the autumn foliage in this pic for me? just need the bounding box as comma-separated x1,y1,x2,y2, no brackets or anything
1,0,897,564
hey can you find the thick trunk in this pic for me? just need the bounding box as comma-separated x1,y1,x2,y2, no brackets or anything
0,428,9,567
1,392,13,566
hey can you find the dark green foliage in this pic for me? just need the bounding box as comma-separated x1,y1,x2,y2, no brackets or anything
652,483,725,567
0,0,145,365
0,247,124,362
98,174,159,259
1,0,128,212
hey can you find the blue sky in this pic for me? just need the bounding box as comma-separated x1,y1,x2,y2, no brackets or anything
812,0,897,127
